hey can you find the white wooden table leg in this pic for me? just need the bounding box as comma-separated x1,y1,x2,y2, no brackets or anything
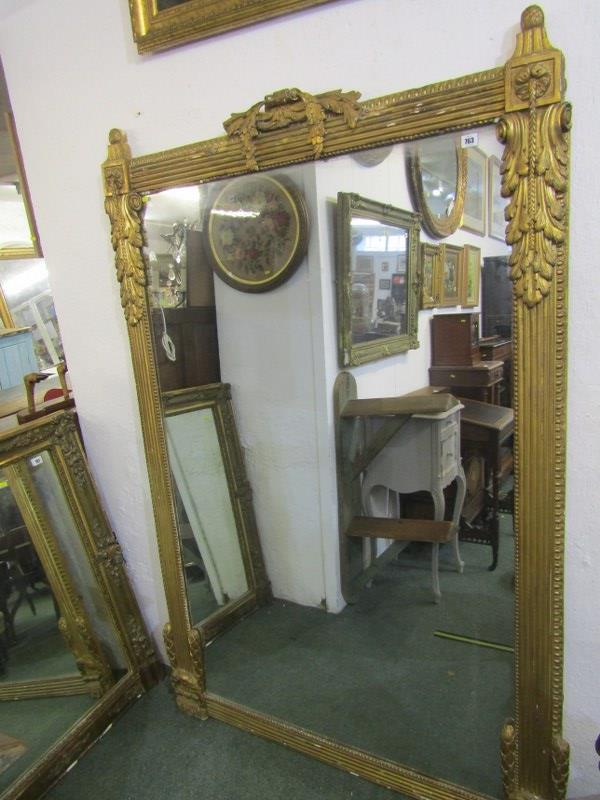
431,487,444,601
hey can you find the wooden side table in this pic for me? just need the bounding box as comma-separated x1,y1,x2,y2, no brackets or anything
458,397,514,570
429,361,504,404
360,404,466,601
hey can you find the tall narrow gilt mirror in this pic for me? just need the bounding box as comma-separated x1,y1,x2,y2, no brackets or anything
0,412,158,799
103,7,570,800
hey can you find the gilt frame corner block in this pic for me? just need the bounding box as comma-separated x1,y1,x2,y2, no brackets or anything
103,5,572,800
128,0,339,55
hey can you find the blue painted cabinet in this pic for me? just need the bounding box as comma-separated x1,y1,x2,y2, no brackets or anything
0,328,38,389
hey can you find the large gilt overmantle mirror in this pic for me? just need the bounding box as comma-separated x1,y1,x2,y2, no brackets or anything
102,7,570,800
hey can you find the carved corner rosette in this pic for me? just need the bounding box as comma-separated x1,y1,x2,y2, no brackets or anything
223,87,361,171
500,6,570,308
103,129,148,327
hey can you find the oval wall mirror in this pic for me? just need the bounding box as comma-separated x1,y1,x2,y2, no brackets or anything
406,135,467,239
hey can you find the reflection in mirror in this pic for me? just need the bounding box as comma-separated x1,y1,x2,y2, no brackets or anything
407,134,467,239
0,411,157,797
336,192,420,367
182,126,512,797
0,261,64,370
0,59,41,260
164,401,249,626
139,128,514,794
0,467,96,794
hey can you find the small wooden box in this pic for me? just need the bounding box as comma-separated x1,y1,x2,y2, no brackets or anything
431,313,480,366
479,337,512,362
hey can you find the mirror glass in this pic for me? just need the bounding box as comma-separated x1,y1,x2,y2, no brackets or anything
0,260,64,370
0,450,127,794
407,134,466,239
0,59,41,259
165,405,249,625
140,124,513,796
351,216,408,338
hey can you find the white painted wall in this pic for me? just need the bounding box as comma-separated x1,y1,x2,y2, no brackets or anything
0,0,598,794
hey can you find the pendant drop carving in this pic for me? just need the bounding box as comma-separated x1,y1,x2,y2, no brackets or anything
497,102,570,307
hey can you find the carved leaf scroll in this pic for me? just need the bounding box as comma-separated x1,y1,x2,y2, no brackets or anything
105,191,147,326
498,101,570,307
223,88,361,171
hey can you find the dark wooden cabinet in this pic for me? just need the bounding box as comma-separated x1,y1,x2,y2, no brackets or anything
481,255,511,338
151,306,220,392
431,313,480,366
429,361,504,404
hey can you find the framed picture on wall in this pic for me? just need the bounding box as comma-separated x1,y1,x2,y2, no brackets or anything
488,155,507,241
439,243,462,307
461,244,481,307
128,0,339,54
379,278,391,290
420,242,441,309
461,146,487,236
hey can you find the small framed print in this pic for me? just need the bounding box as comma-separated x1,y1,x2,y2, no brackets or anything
488,155,507,242
379,278,391,290
420,242,441,309
461,146,487,236
439,243,462,307
461,244,481,307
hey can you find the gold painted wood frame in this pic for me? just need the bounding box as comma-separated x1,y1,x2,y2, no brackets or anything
103,6,570,799
162,383,271,643
1,410,160,800
128,0,338,54
335,192,420,366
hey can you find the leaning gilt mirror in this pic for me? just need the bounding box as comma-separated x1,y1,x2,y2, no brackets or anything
0,411,158,799
103,7,570,800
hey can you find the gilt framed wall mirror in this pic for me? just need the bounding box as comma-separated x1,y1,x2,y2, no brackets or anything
0,411,157,800
103,6,570,800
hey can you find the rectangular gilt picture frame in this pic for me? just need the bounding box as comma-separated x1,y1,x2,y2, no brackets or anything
488,155,507,242
129,0,338,54
439,243,462,307
461,244,481,307
420,242,441,309
461,146,487,236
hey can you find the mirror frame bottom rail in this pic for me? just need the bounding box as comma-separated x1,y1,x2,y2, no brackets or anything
1,672,142,800
205,693,491,800
103,6,571,800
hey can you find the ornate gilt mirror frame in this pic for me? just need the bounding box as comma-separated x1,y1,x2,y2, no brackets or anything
406,140,467,239
335,192,420,367
2,411,159,800
162,383,271,643
103,7,570,799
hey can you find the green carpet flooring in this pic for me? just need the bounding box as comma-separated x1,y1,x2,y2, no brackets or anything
46,681,406,800
5,519,513,800
0,693,94,794
205,517,514,797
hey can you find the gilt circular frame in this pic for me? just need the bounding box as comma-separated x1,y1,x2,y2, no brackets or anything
206,174,309,293
406,141,467,239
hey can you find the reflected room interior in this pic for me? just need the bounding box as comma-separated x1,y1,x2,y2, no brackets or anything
140,123,514,797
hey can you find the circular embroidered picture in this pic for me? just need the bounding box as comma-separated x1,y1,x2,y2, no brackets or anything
206,174,309,292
